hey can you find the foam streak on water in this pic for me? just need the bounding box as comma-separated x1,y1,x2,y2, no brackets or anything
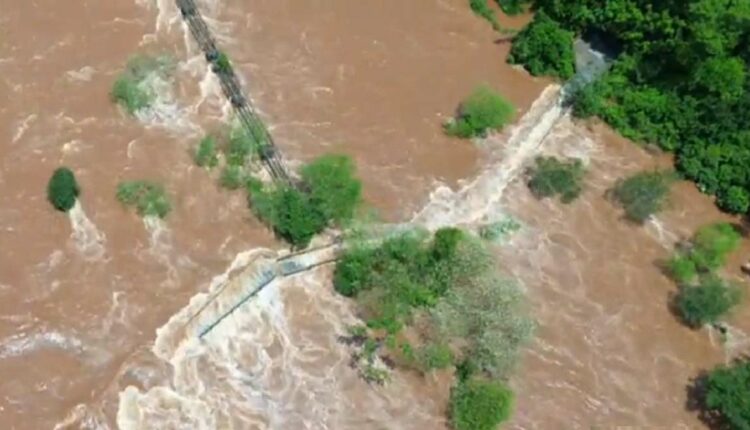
412,85,564,230
68,201,106,261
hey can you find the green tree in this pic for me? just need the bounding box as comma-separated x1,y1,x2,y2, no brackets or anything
116,180,171,218
527,156,585,203
194,135,218,168
704,360,750,430
675,276,741,328
508,12,575,79
610,171,673,224
220,165,245,190
690,222,741,272
717,186,750,214
300,154,362,224
450,378,515,430
469,0,501,31
445,86,516,138
47,167,80,212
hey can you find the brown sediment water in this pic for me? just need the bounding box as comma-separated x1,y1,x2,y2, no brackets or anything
1,1,748,429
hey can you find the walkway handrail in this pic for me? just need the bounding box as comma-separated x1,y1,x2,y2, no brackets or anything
176,0,292,184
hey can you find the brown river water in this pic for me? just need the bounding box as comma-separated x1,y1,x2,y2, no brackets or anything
1,1,748,429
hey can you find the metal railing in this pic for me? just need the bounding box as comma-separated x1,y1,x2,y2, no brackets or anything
176,0,292,184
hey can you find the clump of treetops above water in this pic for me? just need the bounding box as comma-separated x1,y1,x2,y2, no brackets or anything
47,167,80,212
444,85,515,138
334,227,533,430
111,55,174,115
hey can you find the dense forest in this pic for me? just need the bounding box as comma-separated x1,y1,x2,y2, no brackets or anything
512,0,750,214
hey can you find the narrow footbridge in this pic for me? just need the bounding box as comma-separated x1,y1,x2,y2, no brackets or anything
176,0,291,184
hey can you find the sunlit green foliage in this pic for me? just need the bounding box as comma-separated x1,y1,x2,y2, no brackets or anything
508,11,575,79
469,0,501,31
675,276,741,328
215,51,232,74
527,156,585,203
610,171,673,223
247,154,362,247
532,0,750,214
194,135,219,169
444,86,516,138
47,167,80,212
116,180,171,218
496,0,528,15
450,378,515,430
704,360,750,429
220,165,245,190
111,55,172,114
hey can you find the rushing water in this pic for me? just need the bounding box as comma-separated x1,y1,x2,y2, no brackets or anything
2,1,749,429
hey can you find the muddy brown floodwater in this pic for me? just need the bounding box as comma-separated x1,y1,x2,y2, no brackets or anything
0,1,747,429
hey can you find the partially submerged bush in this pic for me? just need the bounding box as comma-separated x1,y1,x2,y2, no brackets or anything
47,167,80,212
610,171,673,223
479,217,522,242
496,0,528,15
416,343,455,371
690,223,742,273
469,0,501,31
527,156,585,203
450,378,514,430
116,180,171,218
220,165,245,190
215,51,232,74
508,12,575,80
111,55,172,114
703,360,750,429
194,135,218,168
444,86,515,138
674,276,741,328
247,154,362,248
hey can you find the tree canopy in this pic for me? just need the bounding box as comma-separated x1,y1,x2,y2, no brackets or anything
47,167,80,212
704,360,750,429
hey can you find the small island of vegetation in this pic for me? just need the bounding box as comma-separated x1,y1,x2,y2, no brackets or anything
444,86,516,139
116,180,172,219
47,167,80,212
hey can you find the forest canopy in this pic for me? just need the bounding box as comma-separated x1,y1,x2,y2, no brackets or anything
520,0,750,214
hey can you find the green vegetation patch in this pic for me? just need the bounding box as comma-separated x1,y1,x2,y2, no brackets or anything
194,135,219,169
675,276,741,328
220,165,246,190
668,222,742,285
508,11,575,80
703,360,750,429
535,0,750,215
469,0,501,31
47,167,80,212
526,156,585,203
247,154,362,248
444,86,516,138
111,55,173,114
116,180,172,219
450,378,515,430
478,217,522,242
496,0,528,15
610,170,673,224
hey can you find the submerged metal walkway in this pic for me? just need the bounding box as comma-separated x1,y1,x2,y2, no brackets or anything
176,0,291,184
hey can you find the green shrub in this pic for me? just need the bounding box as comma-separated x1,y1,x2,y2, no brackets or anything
508,12,575,80
527,156,585,203
47,167,80,212
110,55,172,114
675,276,741,328
704,360,750,430
690,223,742,272
496,0,528,15
417,343,455,371
247,154,361,247
479,217,522,242
610,171,673,223
300,154,362,224
450,378,514,430
220,165,245,190
215,51,232,74
668,254,698,285
717,186,750,214
445,86,516,138
469,0,500,31
116,180,171,218
194,135,218,168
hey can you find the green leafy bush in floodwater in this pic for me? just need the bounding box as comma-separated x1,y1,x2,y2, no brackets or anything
526,156,585,203
479,217,522,242
416,343,455,371
220,165,245,190
247,154,362,248
668,222,742,284
110,55,172,114
116,180,171,218
610,170,674,224
703,359,750,429
47,167,80,212
194,135,219,169
444,86,516,138
674,276,741,328
450,378,515,430
469,0,501,31
215,51,232,74
496,0,528,15
226,120,268,166
508,11,575,80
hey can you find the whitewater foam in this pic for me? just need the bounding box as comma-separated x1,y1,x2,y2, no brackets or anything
68,201,107,261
